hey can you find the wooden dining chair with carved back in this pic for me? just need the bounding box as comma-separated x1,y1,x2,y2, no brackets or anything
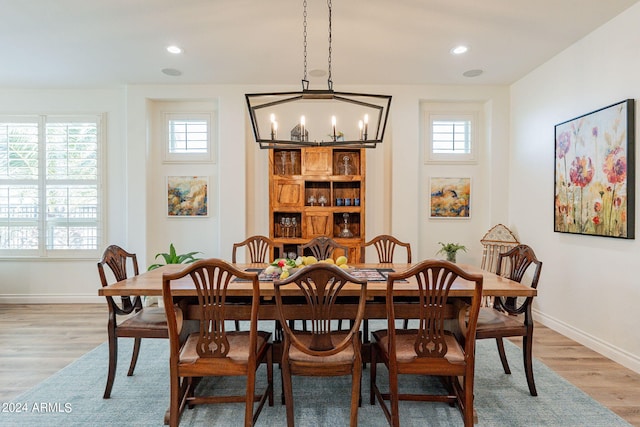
162,258,273,427
295,236,350,331
97,244,169,399
360,234,412,264
232,235,283,264
370,259,483,427
360,234,413,332
274,263,368,427
298,236,348,261
231,235,284,332
475,244,542,396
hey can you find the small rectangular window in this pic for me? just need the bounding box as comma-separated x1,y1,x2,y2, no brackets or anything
425,112,478,163
164,113,214,162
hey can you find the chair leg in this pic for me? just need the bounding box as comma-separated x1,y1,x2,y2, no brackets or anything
463,371,474,427
168,368,180,427
402,318,409,329
369,344,377,405
388,365,400,427
103,332,117,398
350,359,362,427
523,333,538,396
245,367,256,427
235,320,241,331
495,337,511,374
127,337,142,376
282,361,295,427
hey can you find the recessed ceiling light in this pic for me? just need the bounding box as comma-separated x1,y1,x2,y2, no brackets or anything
450,45,468,55
161,68,182,77
166,45,182,54
463,69,483,78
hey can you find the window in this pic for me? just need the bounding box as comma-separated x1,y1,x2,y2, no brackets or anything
0,115,102,257
163,112,214,162
424,109,479,163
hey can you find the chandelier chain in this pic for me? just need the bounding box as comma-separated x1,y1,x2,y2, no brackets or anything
327,0,333,90
302,0,308,84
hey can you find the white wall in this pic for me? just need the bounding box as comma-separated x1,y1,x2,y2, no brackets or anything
510,3,640,373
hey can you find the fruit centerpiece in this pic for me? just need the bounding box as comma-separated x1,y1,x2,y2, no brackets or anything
263,255,350,279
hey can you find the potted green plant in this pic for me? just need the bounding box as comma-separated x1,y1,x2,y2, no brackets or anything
148,243,201,270
436,242,467,263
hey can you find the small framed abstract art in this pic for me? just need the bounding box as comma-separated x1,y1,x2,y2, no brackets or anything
429,177,471,219
554,99,635,238
167,176,209,217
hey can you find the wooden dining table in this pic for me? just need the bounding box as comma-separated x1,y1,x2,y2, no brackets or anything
99,261,536,300
99,260,536,346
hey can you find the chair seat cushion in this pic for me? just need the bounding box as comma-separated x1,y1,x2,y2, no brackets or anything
118,307,167,331
476,307,525,333
288,332,355,363
372,329,464,363
180,331,271,364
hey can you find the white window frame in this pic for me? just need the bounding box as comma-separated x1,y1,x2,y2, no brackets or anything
424,110,479,164
163,112,215,163
0,114,104,259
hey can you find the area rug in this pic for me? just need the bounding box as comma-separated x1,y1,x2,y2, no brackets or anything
3,321,631,427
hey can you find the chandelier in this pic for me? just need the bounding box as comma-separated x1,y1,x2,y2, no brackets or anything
246,0,392,149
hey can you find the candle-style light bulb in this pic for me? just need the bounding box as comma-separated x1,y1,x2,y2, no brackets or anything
270,114,276,140
358,120,364,141
300,116,306,142
363,114,369,140
273,121,278,139
332,116,337,141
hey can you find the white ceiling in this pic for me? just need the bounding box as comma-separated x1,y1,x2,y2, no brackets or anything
1,0,638,88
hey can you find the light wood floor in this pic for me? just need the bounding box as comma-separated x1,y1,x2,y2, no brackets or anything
1,304,640,426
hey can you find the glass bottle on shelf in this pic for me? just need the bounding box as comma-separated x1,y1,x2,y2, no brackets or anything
339,213,354,238
340,155,352,175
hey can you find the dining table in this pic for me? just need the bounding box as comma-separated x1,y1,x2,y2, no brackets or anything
99,260,536,349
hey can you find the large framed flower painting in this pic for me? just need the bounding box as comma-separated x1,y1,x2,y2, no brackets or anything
554,99,635,238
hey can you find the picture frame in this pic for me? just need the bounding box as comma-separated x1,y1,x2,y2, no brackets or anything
429,177,471,219
554,99,635,239
167,176,209,217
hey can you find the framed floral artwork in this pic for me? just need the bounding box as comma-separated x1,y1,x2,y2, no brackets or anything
429,177,471,218
554,99,635,238
167,176,208,217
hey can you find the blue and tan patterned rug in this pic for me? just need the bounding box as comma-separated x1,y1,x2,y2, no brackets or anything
3,321,631,426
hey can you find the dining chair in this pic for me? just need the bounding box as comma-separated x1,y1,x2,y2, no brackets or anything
97,244,169,399
274,263,368,427
232,235,283,263
475,244,542,396
298,236,348,261
162,258,273,427
360,234,412,264
360,234,413,331
370,259,483,427
231,235,284,332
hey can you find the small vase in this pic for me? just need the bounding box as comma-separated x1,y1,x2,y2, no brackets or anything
446,252,456,263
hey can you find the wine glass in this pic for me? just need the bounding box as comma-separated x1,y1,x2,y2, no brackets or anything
318,195,327,206
284,217,292,237
280,217,286,237
290,151,297,174
308,195,316,206
291,217,298,237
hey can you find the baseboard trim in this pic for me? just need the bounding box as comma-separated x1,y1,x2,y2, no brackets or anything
534,308,640,375
0,295,103,304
